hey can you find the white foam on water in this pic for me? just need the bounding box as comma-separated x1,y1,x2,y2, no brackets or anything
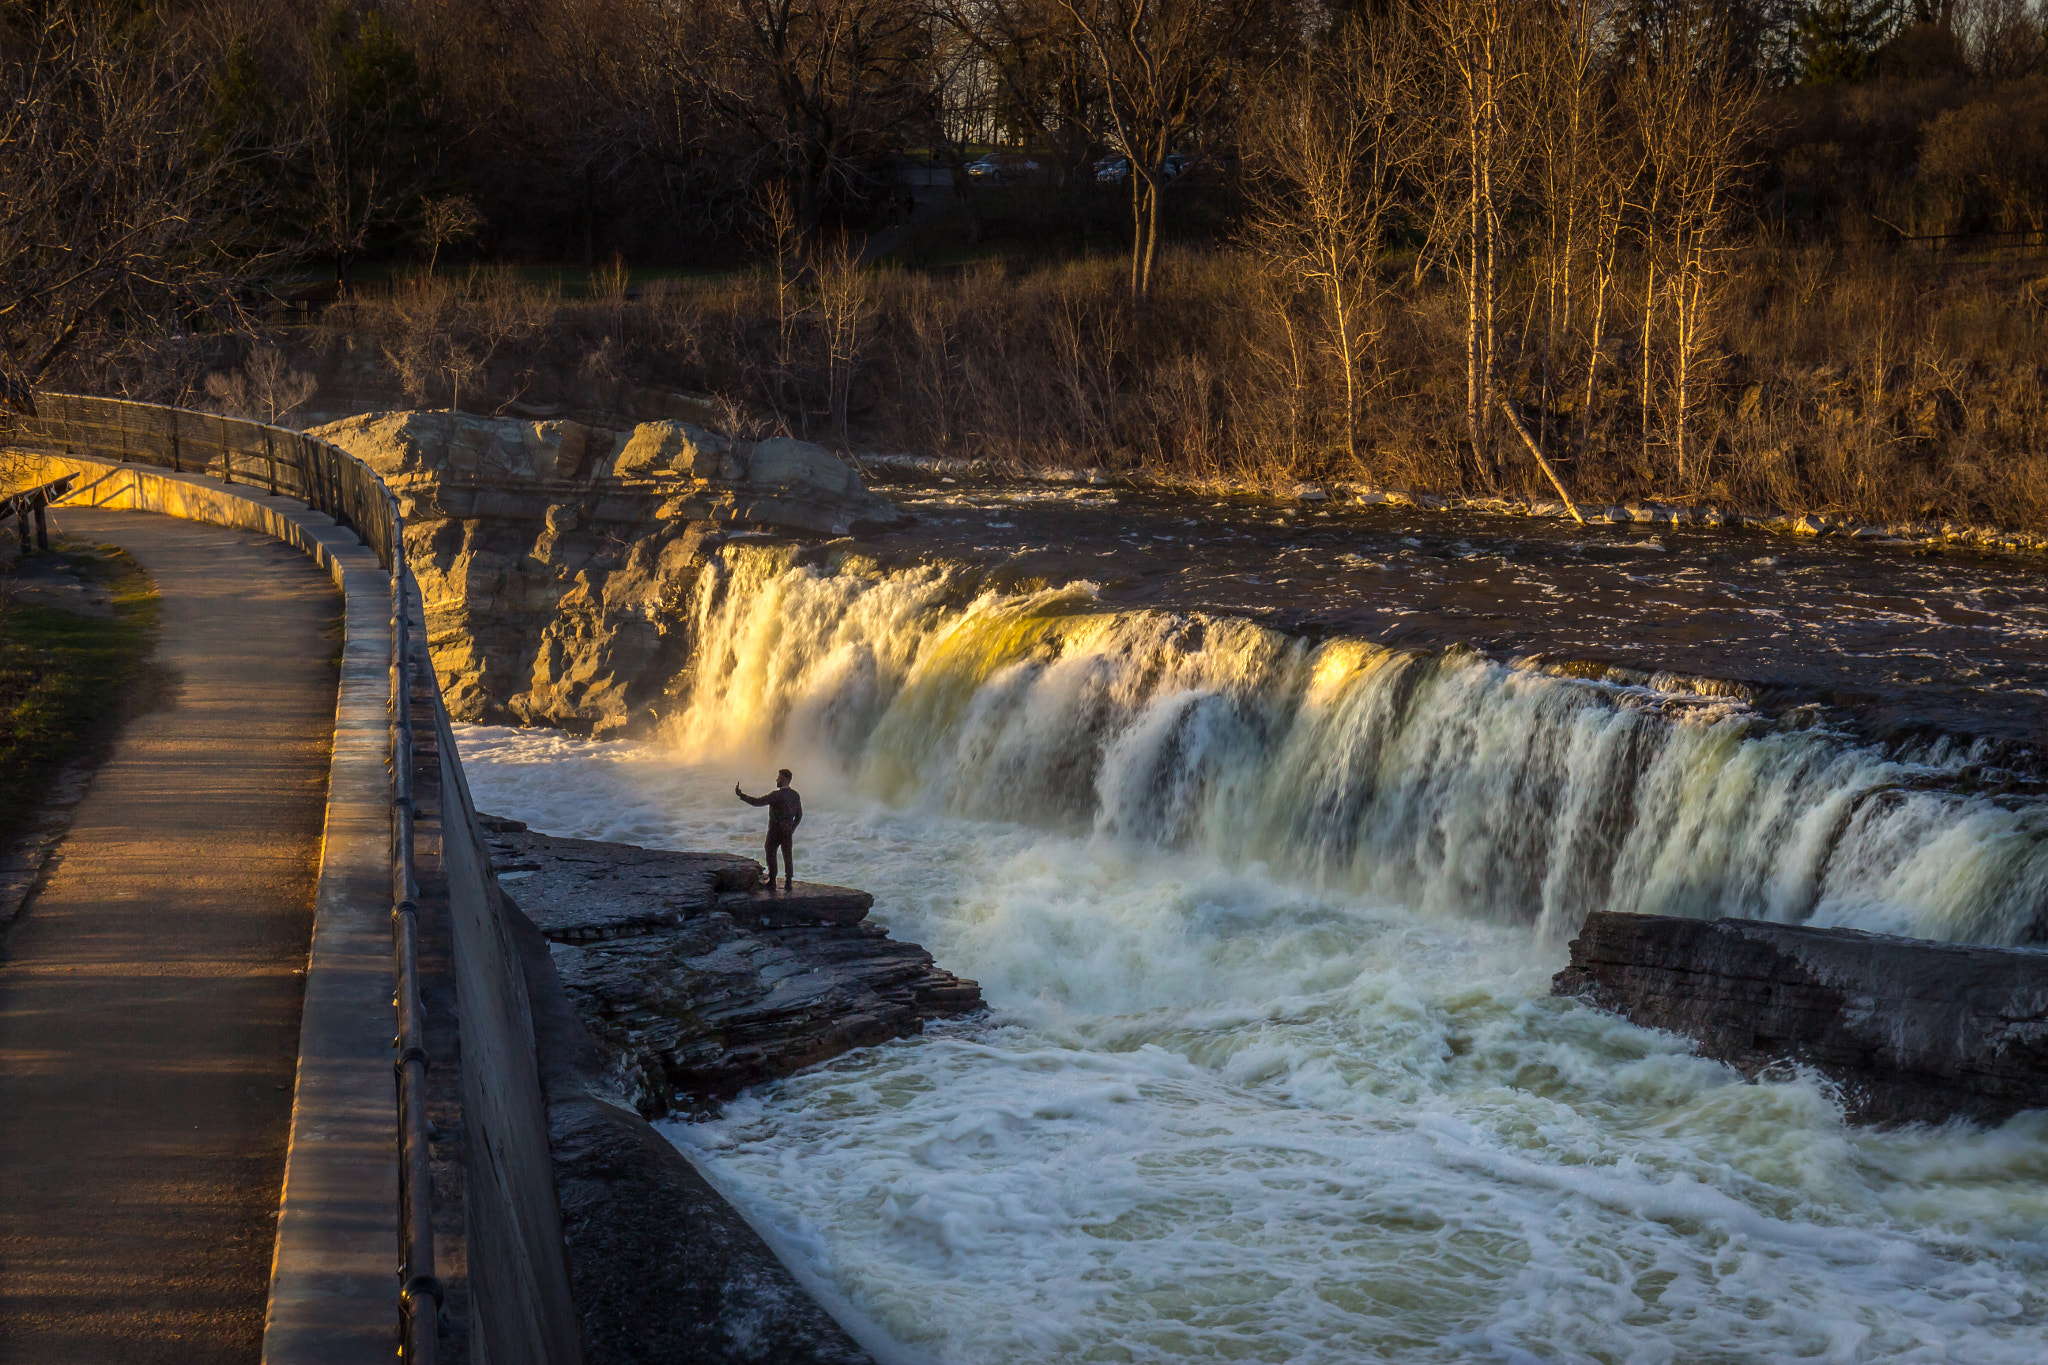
457,724,2048,1365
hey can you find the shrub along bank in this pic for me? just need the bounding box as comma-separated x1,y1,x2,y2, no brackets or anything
187,243,2048,538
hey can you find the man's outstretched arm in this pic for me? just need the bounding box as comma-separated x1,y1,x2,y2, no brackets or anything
735,783,769,806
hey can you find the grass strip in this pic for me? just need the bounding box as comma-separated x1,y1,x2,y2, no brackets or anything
0,543,160,851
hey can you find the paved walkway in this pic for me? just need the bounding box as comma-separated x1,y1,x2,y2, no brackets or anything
0,509,342,1364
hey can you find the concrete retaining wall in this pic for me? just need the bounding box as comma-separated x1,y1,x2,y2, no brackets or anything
433,698,584,1363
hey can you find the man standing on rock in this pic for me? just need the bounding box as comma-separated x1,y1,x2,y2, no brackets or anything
736,770,802,892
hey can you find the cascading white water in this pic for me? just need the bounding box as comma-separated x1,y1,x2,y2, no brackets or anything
454,538,2048,1365
458,717,2048,1365
670,543,2048,946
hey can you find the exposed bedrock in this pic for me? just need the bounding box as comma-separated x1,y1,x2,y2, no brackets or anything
1554,911,2048,1125
513,899,874,1365
483,818,982,1118
311,409,908,734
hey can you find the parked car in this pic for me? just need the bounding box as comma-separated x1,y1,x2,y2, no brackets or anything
966,153,1039,181
1097,154,1202,185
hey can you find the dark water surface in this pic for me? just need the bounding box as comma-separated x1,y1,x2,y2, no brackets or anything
859,477,2048,753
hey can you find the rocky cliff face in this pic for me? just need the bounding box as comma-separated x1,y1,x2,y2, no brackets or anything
311,409,907,735
1555,912,2048,1125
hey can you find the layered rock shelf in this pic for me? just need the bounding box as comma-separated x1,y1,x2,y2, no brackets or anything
1555,911,2048,1125
483,818,982,1116
313,409,910,735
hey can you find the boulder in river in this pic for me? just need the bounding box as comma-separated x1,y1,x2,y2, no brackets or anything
1554,911,2048,1125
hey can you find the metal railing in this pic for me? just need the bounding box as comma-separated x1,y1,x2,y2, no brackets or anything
390,540,442,1365
8,394,397,568
3,473,76,551
7,395,441,1361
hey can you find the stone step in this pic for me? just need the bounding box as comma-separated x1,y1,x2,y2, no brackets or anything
715,882,874,927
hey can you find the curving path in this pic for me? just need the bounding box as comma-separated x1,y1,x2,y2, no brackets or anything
0,508,340,1364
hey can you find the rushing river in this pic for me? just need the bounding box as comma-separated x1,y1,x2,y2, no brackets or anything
455,496,2048,1364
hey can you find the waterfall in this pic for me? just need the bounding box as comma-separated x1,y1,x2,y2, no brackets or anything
668,543,2048,946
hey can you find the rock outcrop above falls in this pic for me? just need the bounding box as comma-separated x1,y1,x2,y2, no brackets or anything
312,409,908,733
484,818,982,1116
1554,911,2048,1125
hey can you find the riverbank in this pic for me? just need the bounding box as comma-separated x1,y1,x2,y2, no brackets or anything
862,453,2048,560
276,404,2048,764
170,238,2048,547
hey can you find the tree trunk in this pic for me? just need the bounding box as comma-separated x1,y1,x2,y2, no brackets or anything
1478,25,1497,469
1142,179,1161,296
1130,172,1145,295
1580,245,1611,454
1465,73,1483,461
1131,166,1162,299
1640,262,1656,458
1333,264,1359,464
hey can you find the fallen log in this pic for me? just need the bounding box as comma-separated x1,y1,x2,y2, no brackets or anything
1554,911,2048,1126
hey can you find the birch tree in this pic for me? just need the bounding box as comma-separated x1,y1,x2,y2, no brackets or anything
1625,3,1758,485
1240,16,1419,465
1419,0,1526,471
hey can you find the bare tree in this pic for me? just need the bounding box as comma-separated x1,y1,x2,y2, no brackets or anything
1954,0,2047,77
1623,4,1760,485
1418,0,1530,472
269,5,444,294
816,234,873,448
1922,78,2048,242
1523,0,1604,448
707,0,935,235
204,343,319,424
420,193,484,274
927,0,1105,239
757,180,813,429
1054,0,1258,297
0,1,283,410
1239,17,1419,466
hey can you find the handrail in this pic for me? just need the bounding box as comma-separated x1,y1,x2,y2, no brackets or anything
390,535,440,1365
3,472,76,551
7,396,440,1361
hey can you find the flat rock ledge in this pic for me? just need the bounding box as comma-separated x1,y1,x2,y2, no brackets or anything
482,817,982,1117
1554,911,2048,1126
